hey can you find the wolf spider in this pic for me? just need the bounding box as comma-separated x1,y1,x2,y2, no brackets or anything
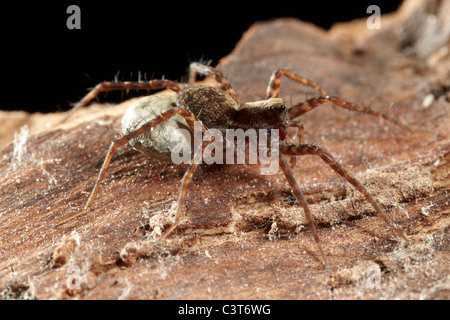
55,62,410,267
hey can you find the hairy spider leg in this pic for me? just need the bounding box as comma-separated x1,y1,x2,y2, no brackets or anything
271,121,304,193
61,79,185,123
286,120,305,163
279,143,408,242
53,107,199,228
286,121,304,167
289,96,413,131
266,69,328,99
188,62,239,102
279,156,329,267
160,139,207,240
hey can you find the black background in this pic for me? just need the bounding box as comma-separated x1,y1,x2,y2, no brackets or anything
0,1,402,113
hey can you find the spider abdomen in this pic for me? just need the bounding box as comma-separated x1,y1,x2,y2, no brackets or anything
121,93,191,160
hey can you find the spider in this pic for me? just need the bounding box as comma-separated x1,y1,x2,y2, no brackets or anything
54,62,410,267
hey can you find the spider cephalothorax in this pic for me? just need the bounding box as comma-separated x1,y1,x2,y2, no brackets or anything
55,62,410,267
176,85,289,138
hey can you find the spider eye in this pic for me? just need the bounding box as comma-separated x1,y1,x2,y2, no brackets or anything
268,105,285,112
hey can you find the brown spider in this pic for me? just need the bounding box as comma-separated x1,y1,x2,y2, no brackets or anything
54,62,410,267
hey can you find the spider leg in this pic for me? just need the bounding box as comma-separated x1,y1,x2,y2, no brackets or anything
271,121,304,193
266,69,327,99
160,130,215,240
160,144,202,240
53,107,197,227
279,156,329,268
290,96,412,131
61,79,185,123
280,143,408,242
189,62,239,102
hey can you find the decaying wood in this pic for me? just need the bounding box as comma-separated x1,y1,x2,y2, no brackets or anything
0,0,449,299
